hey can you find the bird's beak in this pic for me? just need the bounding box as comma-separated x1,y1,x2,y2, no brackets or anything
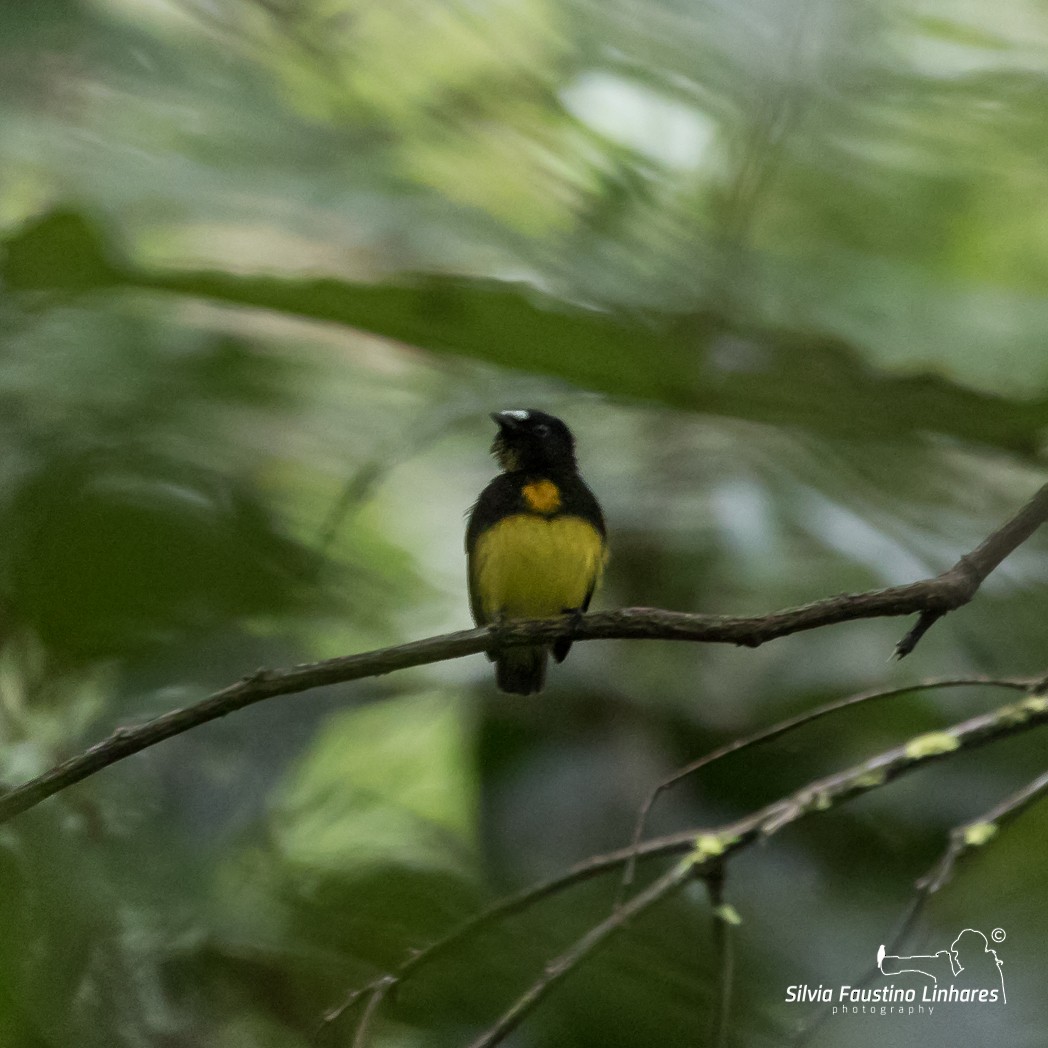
491,411,522,431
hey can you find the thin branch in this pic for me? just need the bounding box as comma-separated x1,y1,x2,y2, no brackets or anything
919,768,1048,895
879,764,1048,959
324,689,1048,1045
466,858,698,1048
706,865,736,1048
618,675,1034,900
1,480,1045,823
666,694,1048,876
892,610,944,660
352,976,395,1048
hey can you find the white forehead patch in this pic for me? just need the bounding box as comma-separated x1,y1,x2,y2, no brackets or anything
503,409,530,420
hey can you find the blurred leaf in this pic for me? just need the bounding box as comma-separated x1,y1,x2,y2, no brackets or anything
1,451,319,659
5,209,1048,453
2,210,123,294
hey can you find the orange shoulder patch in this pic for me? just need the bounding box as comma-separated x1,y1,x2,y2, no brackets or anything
521,479,562,514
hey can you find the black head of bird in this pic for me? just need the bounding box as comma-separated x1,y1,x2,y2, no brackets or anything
489,409,578,474
466,409,607,695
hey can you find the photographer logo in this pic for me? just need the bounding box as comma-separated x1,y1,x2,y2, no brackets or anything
784,927,1006,1019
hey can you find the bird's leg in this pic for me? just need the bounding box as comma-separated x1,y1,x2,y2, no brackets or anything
552,605,586,663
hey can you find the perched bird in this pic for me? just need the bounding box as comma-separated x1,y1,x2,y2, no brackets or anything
466,410,607,694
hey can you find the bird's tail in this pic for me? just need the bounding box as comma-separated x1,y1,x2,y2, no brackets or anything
495,646,548,695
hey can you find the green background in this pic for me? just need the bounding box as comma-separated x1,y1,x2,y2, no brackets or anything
0,1,1046,1046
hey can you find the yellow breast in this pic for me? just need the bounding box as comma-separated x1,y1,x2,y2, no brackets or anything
471,514,606,622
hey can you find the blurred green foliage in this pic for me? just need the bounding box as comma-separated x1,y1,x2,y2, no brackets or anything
0,1,1047,1047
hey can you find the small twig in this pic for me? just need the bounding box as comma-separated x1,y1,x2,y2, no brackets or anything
351,976,395,1048
706,865,736,1048
323,690,1048,1043
466,857,698,1048
316,981,373,1036
618,675,1033,901
920,770,1048,895
893,610,944,659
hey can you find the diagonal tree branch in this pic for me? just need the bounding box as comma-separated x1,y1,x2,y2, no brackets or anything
1,481,1045,824
912,768,1048,900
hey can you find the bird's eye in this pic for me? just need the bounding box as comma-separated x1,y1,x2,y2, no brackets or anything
534,423,551,437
